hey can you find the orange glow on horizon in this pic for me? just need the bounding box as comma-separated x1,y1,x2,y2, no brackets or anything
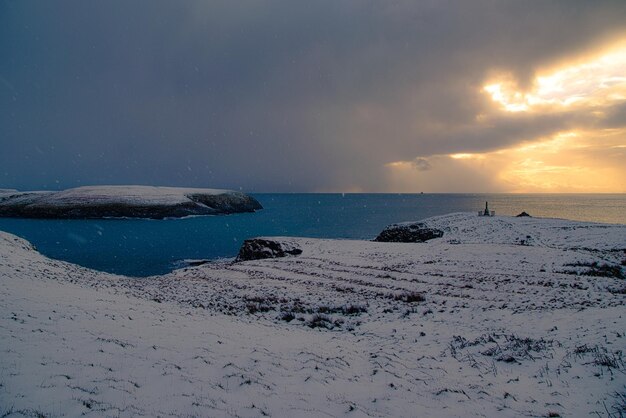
385,129,626,193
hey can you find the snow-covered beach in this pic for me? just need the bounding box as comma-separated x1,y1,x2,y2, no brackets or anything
1,213,624,417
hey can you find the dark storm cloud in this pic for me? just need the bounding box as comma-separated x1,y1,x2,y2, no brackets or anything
1,0,625,191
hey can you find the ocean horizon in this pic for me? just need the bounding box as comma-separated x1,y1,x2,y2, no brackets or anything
0,193,624,277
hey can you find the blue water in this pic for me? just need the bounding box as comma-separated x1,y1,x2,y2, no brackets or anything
0,193,624,277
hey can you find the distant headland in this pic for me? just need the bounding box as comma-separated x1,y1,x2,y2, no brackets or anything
0,185,262,219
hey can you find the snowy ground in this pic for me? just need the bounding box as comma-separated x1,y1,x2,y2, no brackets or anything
1,213,625,417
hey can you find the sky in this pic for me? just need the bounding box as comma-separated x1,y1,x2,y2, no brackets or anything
1,0,626,193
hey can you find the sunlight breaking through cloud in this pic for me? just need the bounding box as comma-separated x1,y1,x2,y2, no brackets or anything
384,40,626,192
449,153,485,160
385,129,626,193
484,43,626,113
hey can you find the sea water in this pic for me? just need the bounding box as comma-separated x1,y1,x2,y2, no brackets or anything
0,193,624,277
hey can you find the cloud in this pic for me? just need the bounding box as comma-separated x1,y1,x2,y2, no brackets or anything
1,0,625,191
412,158,432,171
387,129,626,193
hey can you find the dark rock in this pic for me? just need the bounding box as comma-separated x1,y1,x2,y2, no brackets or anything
516,211,531,217
237,238,302,261
185,259,210,267
497,355,518,363
374,223,443,243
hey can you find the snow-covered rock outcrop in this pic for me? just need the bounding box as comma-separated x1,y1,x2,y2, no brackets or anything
416,212,626,250
236,238,303,261
374,223,444,242
0,185,262,219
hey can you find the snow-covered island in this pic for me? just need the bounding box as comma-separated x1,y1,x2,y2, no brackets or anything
1,213,625,417
0,185,262,219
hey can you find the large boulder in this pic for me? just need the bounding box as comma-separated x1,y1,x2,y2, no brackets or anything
237,239,302,261
374,222,443,243
0,186,262,219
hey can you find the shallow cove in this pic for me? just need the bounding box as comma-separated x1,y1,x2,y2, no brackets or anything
0,193,624,277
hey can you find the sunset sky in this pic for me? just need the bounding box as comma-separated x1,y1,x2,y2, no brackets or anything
1,1,625,192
